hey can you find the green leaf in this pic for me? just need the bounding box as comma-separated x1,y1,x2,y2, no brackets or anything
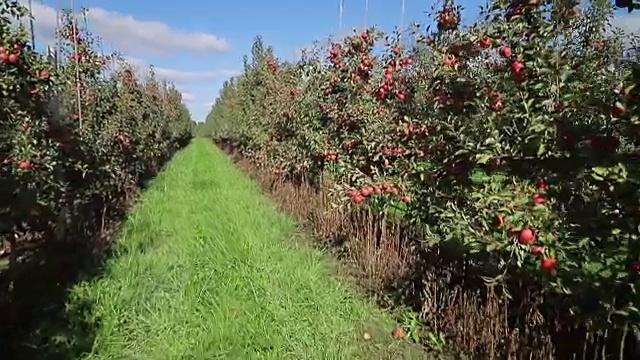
592,167,609,176
475,153,493,165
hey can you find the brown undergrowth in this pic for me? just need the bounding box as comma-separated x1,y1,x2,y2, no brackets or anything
216,140,622,360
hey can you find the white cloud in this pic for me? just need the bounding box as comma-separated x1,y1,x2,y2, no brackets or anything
21,1,229,56
107,60,212,103
153,67,239,82
613,13,640,33
171,84,196,103
124,57,239,83
15,0,57,46
180,91,195,102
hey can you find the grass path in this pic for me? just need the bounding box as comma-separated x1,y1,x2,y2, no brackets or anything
69,138,428,360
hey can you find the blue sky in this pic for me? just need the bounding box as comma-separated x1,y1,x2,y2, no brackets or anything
21,0,640,122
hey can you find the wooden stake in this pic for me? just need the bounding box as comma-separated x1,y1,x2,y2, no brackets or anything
70,0,83,127
83,7,88,30
400,0,406,34
364,0,369,28
27,0,36,48
55,0,61,69
339,0,344,31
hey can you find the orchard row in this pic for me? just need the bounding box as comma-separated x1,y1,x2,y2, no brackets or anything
204,1,640,330
0,0,192,301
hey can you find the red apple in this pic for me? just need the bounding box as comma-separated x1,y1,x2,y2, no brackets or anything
530,245,544,255
499,46,512,58
361,186,373,197
444,55,457,67
8,53,19,64
518,228,535,244
351,193,365,204
510,60,524,73
391,327,405,339
480,36,492,48
532,193,547,205
490,100,503,112
540,257,557,273
17,161,31,169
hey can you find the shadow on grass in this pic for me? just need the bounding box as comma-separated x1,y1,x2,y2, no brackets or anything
0,242,110,360
0,166,172,360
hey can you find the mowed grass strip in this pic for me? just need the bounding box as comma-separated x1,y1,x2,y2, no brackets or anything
68,138,428,360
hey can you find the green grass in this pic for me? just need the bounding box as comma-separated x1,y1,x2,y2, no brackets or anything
68,138,429,360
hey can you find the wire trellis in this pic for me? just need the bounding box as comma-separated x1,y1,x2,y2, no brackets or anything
334,0,413,39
